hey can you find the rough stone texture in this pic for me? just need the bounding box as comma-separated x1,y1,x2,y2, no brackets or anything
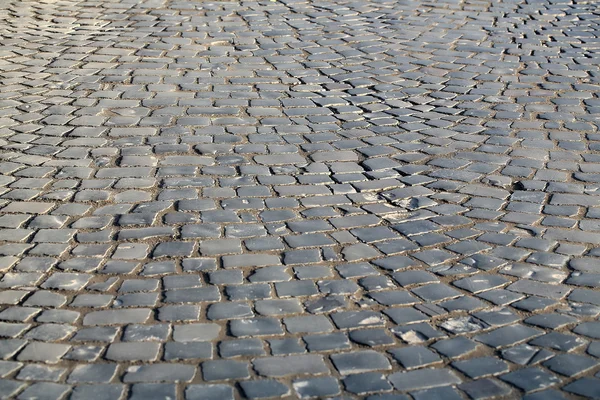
0,0,599,398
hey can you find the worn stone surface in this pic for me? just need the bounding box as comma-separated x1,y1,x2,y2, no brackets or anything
0,0,599,397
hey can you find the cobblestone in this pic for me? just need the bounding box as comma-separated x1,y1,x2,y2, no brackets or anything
0,0,599,398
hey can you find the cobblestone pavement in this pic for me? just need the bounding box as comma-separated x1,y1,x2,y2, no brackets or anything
0,0,599,398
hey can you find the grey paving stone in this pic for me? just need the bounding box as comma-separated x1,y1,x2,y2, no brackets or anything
529,332,588,352
105,342,160,361
293,377,341,399
186,384,234,400
458,378,512,399
202,360,249,381
500,343,554,366
253,355,328,377
130,383,177,400
388,368,461,392
67,364,118,383
349,329,395,347
173,323,220,342
123,324,170,342
16,364,66,382
563,377,600,398
219,338,264,358
0,379,27,398
389,346,441,369
82,309,152,326
304,331,351,351
17,343,70,364
207,302,254,320
500,367,561,392
344,372,393,394
230,318,283,337
332,310,385,328
123,364,196,383
70,384,125,400
284,315,333,333
240,380,290,399
542,353,598,377
452,357,509,378
331,350,391,375
410,386,464,400
268,338,306,356
164,342,212,361
431,337,479,358
474,324,543,348
15,382,71,400
574,322,600,339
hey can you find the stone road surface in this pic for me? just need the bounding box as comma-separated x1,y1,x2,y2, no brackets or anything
0,0,599,398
